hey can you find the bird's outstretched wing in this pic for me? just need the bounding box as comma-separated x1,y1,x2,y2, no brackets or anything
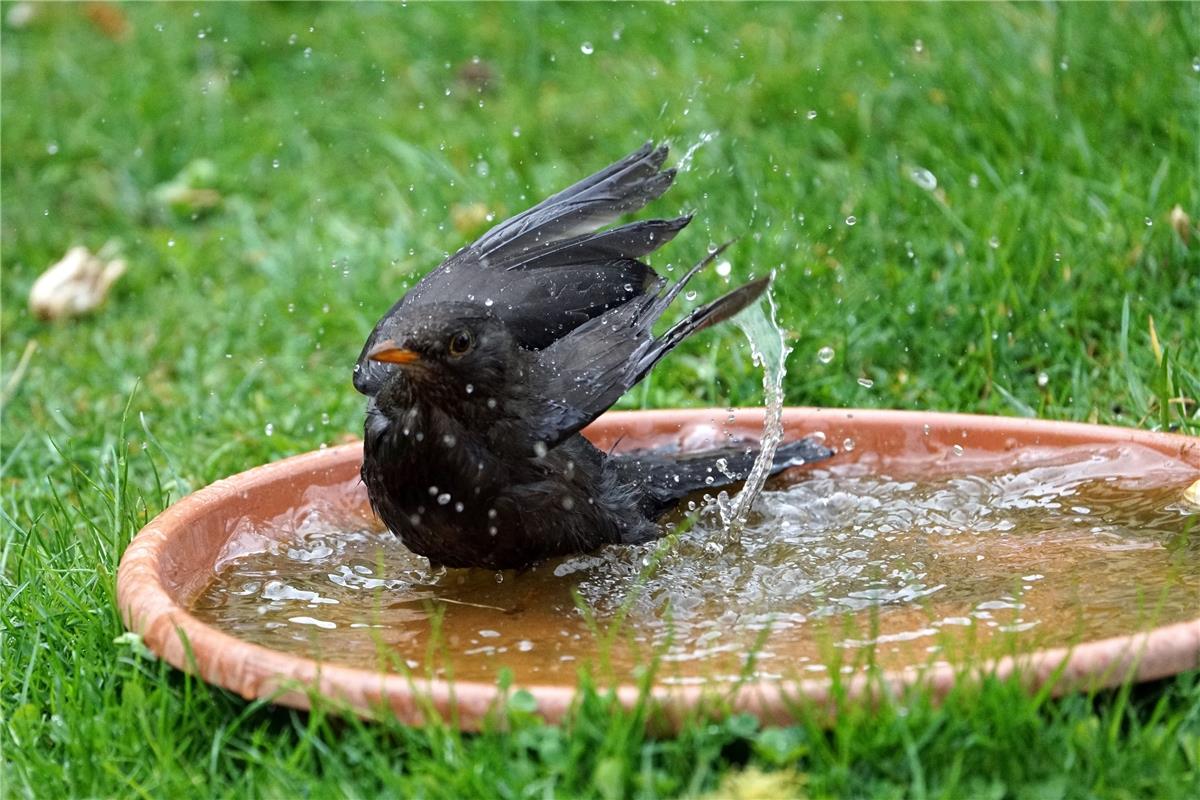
526,245,769,448
356,143,689,395
470,141,679,266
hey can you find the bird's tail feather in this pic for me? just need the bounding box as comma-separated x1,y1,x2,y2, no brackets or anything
611,436,834,518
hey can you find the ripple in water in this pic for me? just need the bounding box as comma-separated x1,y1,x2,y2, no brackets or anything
191,445,1200,684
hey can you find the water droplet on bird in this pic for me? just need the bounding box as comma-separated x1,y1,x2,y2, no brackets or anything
465,383,474,394
437,493,452,506
817,346,835,364
685,290,698,301
561,497,575,510
442,434,456,447
454,502,464,513
533,441,548,457
580,41,594,55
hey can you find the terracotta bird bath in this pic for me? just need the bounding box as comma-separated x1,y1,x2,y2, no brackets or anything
116,409,1200,730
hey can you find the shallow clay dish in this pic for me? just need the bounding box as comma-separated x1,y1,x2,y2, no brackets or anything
117,409,1200,730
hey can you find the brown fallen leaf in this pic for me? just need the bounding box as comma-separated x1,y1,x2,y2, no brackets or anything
1169,204,1192,244
84,2,130,41
29,244,126,321
451,202,491,235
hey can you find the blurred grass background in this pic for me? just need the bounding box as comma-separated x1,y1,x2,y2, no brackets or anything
2,3,1198,798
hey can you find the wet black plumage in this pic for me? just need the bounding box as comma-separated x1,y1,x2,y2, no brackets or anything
355,143,832,569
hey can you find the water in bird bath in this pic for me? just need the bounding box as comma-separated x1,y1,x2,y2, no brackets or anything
191,444,1200,685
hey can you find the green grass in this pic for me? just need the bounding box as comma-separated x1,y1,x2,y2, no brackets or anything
3,2,1199,797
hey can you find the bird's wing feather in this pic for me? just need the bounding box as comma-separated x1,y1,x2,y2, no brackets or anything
471,142,676,263
526,246,768,447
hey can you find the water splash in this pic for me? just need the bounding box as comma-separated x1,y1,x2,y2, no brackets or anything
675,130,718,173
717,283,788,537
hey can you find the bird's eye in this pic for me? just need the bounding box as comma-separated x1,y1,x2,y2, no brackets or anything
447,329,475,357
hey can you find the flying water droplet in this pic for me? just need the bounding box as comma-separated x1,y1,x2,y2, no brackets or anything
580,41,594,55
842,437,856,452
817,346,835,364
437,493,452,506
806,109,818,120
264,423,274,437
1037,372,1049,387
909,167,937,191
845,215,857,226
952,444,965,456
857,377,874,389
715,260,732,278
988,236,1000,249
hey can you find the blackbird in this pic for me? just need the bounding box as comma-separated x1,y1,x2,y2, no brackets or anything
355,143,832,569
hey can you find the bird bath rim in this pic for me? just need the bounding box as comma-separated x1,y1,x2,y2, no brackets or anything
116,408,1200,730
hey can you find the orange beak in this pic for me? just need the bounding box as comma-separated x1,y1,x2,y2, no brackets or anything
367,340,421,364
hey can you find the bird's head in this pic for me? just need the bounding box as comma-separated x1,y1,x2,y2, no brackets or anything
357,302,521,415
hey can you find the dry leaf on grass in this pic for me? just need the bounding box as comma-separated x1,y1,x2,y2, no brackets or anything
29,244,126,321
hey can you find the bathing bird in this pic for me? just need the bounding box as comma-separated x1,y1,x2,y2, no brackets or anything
355,143,831,569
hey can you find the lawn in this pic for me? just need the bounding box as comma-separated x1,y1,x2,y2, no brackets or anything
2,2,1199,797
